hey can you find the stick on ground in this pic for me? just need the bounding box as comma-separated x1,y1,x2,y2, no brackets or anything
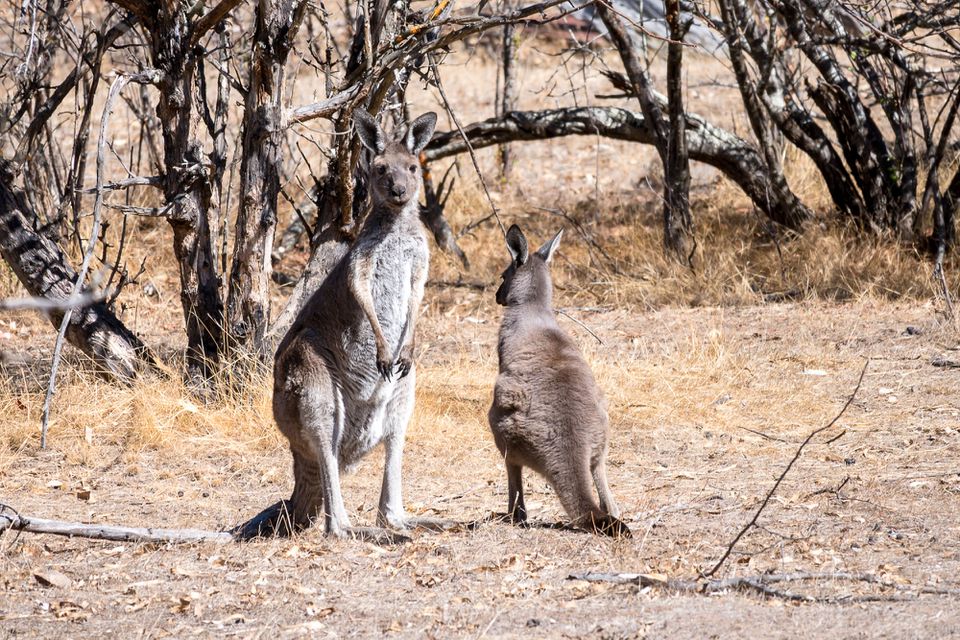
702,358,870,578
0,510,234,545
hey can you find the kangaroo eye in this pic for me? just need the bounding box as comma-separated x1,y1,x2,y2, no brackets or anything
377,165,386,175
408,164,417,173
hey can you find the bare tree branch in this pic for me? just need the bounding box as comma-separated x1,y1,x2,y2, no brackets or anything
191,0,246,45
41,69,160,449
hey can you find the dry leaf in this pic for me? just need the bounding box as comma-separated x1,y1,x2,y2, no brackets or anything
51,600,89,621
34,570,72,589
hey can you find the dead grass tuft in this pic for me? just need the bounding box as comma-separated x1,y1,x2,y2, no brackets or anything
0,357,282,475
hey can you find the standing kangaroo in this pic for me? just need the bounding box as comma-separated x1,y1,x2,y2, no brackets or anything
238,110,442,542
488,225,631,538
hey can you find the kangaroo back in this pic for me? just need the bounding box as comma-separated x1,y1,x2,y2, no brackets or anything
489,225,630,538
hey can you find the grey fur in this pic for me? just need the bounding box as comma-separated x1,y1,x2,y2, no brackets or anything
489,225,631,538
265,110,437,539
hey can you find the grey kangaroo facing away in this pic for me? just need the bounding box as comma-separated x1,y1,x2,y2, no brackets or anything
488,225,631,538
236,109,450,543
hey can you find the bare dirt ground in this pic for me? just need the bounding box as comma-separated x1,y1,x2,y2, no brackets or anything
2,295,960,638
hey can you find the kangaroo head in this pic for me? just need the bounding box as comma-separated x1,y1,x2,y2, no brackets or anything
495,224,563,307
354,109,438,211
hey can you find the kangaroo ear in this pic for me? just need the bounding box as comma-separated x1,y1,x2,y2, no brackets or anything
405,112,437,154
354,109,386,154
535,229,563,263
505,224,529,265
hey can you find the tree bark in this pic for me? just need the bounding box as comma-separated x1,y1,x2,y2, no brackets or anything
498,19,519,179
225,0,307,360
597,2,696,258
148,5,225,377
0,168,151,379
776,0,894,232
717,0,812,229
664,0,695,262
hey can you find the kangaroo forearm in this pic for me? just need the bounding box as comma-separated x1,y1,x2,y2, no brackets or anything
348,258,389,352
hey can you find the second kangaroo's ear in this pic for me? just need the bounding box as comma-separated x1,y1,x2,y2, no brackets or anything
535,228,563,263
354,109,386,154
405,112,438,154
505,224,529,265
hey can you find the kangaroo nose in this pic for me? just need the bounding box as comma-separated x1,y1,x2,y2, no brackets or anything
391,185,406,198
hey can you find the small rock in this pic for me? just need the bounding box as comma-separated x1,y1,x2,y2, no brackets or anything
712,393,732,406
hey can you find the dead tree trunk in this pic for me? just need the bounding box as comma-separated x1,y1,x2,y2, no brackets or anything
141,2,235,377
424,106,796,224
596,2,694,260
225,0,307,360
0,167,151,379
717,0,813,229
498,19,519,179
719,0,867,227
664,0,694,263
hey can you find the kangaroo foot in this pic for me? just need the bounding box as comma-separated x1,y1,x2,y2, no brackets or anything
488,511,531,527
232,500,310,540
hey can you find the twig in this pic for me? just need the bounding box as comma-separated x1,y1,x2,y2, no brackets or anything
702,358,870,578
803,476,850,500
735,426,790,443
0,291,104,311
40,70,159,450
76,175,162,193
556,308,603,344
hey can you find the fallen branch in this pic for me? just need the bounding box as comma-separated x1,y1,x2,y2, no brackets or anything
0,511,233,545
702,358,870,577
569,570,960,603
423,107,798,227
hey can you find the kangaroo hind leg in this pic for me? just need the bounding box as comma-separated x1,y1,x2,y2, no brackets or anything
377,373,460,534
